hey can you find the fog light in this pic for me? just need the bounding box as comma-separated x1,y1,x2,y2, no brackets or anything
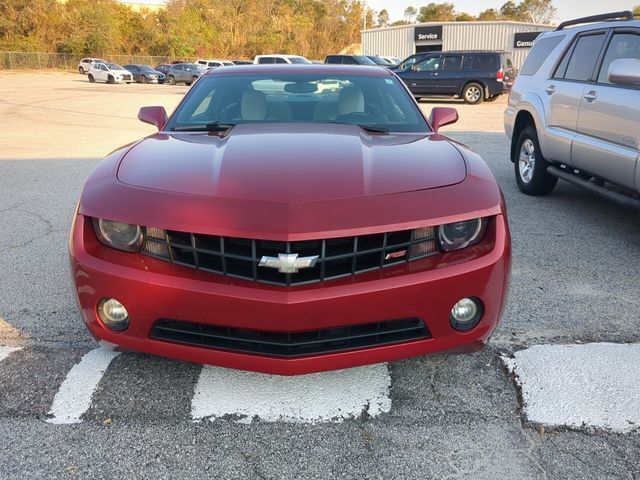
97,298,129,331
450,297,483,331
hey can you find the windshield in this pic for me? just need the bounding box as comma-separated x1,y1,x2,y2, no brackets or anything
165,72,429,133
354,56,377,65
107,63,124,70
289,57,312,64
140,66,156,72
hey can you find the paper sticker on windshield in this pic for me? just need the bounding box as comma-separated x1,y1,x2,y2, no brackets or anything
385,79,394,85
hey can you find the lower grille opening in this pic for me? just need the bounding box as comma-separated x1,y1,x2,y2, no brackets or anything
151,318,430,358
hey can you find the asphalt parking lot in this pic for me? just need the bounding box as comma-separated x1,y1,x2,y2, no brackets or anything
1,72,639,479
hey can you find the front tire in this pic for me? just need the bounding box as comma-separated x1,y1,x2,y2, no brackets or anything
141,76,148,84
463,82,484,105
88,74,95,83
514,126,557,196
107,75,115,84
168,75,176,85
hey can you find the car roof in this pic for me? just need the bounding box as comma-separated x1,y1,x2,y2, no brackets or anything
203,64,394,77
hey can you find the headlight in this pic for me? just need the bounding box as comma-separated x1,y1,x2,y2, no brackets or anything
438,218,487,252
92,218,143,252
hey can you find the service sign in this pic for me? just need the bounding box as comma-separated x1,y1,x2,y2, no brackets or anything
414,26,443,42
514,31,542,48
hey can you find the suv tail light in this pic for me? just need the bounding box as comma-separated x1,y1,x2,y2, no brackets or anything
496,69,504,82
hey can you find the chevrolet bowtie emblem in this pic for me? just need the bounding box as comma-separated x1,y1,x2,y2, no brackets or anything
259,253,319,274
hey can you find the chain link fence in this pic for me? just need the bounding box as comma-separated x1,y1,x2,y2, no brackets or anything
0,52,198,70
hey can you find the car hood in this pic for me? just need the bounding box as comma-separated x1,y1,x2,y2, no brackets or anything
117,124,466,205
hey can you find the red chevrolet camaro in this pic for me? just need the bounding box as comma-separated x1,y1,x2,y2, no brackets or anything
69,65,511,375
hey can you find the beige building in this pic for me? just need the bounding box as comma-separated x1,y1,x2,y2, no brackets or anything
362,21,555,69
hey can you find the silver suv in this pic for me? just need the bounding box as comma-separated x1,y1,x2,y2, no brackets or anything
505,11,640,210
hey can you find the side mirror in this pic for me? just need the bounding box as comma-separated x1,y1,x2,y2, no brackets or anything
138,106,168,131
429,107,458,133
608,58,640,86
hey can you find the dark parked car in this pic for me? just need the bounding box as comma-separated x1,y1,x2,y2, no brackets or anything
166,63,207,85
366,55,395,67
155,64,172,78
123,64,165,84
396,51,515,104
324,55,377,65
232,60,253,65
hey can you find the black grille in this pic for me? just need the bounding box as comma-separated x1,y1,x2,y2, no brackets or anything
151,318,430,357
142,227,438,286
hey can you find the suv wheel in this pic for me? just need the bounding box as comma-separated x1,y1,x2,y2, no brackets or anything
514,126,557,195
463,83,484,105
107,75,115,84
88,74,95,83
168,75,176,85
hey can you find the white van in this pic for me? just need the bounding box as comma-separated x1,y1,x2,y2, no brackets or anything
253,54,311,65
197,59,235,69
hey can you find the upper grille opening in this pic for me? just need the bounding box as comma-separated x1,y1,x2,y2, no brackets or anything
142,228,438,286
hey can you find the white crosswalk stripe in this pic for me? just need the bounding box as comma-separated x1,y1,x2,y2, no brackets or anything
191,363,392,423
46,347,120,424
0,345,22,362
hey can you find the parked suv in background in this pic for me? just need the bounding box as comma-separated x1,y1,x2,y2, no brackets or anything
396,51,515,104
325,55,377,65
197,59,234,69
253,54,311,64
505,11,640,210
166,63,207,85
78,58,107,74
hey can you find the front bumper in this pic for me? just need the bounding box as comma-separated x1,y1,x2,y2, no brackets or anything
70,214,511,375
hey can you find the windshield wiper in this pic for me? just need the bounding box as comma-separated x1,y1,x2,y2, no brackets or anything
328,122,389,134
170,122,236,132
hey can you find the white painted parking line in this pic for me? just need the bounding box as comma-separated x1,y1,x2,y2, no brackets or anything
192,363,392,423
503,343,640,433
47,347,120,424
0,346,22,362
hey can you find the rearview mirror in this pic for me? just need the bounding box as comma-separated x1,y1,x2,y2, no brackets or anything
138,106,168,131
429,107,458,133
608,58,640,86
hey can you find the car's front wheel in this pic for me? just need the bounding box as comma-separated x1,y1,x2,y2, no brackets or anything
463,82,484,105
514,126,557,196
88,74,95,83
168,75,176,85
107,75,115,84
141,76,148,84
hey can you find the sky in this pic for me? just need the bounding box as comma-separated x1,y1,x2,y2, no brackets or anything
365,1,635,24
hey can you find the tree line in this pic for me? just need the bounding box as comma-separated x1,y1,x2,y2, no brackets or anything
0,0,366,59
1,0,639,60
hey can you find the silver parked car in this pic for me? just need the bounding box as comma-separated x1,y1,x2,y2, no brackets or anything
166,63,208,86
504,11,640,210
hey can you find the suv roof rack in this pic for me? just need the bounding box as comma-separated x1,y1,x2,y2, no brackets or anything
556,11,634,31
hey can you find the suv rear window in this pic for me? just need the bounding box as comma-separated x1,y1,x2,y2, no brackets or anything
520,36,564,75
472,55,498,70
